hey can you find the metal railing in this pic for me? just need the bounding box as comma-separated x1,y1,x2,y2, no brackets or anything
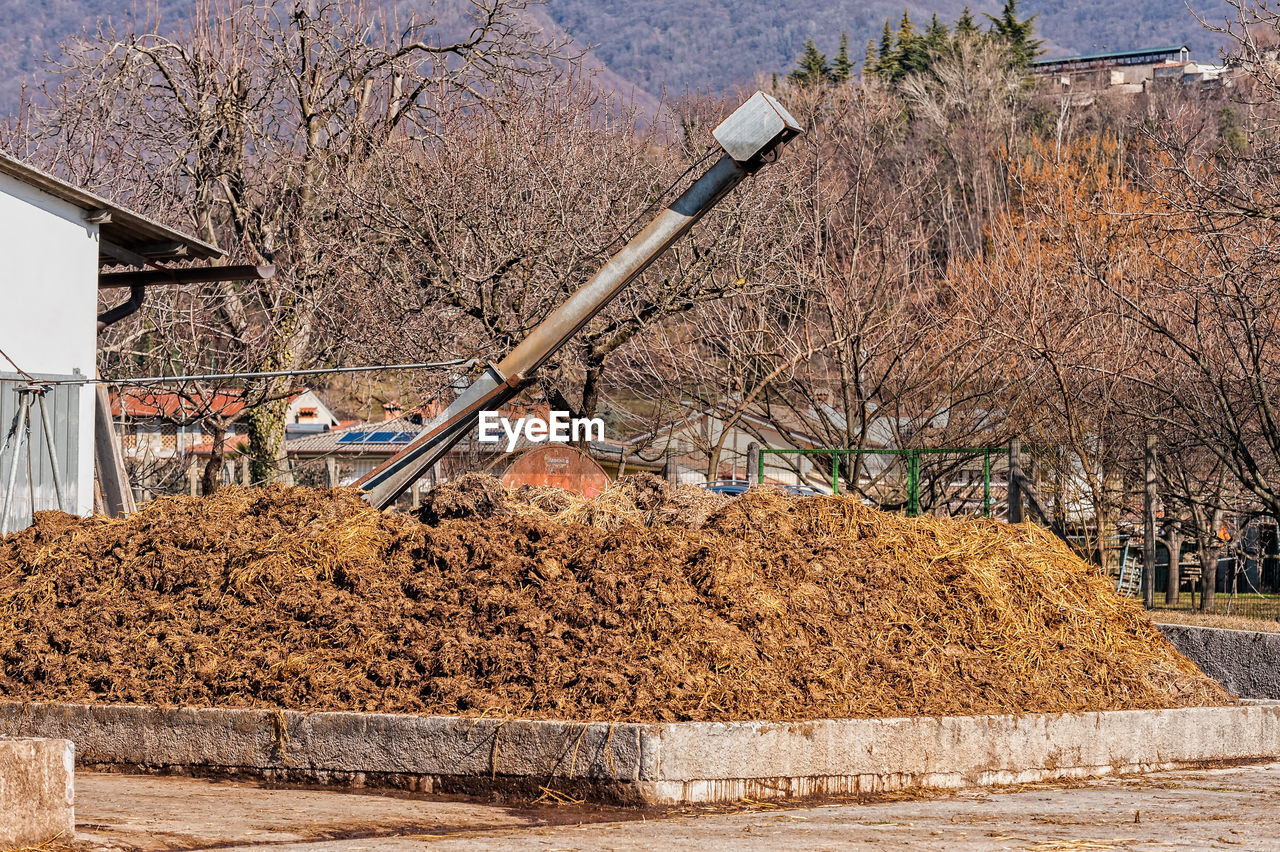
756,446,1006,518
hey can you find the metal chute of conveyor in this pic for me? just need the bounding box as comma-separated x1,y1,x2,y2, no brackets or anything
355,91,803,509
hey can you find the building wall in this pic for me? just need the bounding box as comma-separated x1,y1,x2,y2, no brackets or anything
653,413,830,489
289,390,340,427
0,173,100,516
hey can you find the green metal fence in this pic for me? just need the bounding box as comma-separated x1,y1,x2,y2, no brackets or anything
756,446,1280,623
757,446,1006,518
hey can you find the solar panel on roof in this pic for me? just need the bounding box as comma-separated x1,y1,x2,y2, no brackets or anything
337,431,417,444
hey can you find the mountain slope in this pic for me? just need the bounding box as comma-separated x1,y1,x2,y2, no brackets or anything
0,0,1232,113
542,0,1231,97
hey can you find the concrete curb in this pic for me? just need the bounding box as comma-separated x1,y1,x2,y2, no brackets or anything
0,702,652,803
1159,624,1280,700
1,701,1275,805
0,737,74,848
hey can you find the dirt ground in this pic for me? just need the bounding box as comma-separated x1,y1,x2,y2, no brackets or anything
65,763,1280,851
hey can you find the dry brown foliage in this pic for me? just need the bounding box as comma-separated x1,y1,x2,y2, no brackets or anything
0,477,1230,721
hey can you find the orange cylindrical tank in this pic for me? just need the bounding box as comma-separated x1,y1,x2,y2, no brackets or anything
500,445,612,497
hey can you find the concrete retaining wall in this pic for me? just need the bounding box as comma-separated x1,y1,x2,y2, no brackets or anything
0,702,652,803
0,737,74,848
2,701,1277,805
1159,624,1280,700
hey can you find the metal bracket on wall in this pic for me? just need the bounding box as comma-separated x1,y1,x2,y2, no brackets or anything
0,383,66,534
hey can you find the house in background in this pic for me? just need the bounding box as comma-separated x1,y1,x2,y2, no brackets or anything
632,401,935,490
113,387,339,461
633,402,1010,515
112,387,341,498
632,405,829,488
285,397,660,507
0,150,222,529
1032,45,1230,101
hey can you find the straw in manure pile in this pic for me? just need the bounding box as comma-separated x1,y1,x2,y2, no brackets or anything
0,478,1232,722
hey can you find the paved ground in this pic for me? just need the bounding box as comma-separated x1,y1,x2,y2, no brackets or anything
65,763,1280,851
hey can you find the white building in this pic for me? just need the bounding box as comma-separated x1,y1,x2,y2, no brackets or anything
0,151,221,529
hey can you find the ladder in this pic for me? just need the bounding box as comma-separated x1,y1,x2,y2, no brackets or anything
1115,538,1142,597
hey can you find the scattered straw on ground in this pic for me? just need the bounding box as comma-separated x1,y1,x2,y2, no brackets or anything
1149,610,1280,634
0,475,1231,721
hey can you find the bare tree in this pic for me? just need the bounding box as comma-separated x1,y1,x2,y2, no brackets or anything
613,80,1018,504
333,76,801,430
6,0,566,485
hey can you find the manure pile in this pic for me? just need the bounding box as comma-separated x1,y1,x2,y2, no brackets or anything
0,475,1231,722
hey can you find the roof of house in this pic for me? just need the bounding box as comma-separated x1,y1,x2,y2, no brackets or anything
284,414,421,455
627,402,830,452
1032,45,1188,71
0,150,222,268
285,411,660,469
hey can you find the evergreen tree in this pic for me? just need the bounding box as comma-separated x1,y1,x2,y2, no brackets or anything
832,32,853,83
869,4,1004,84
874,20,896,77
924,13,949,57
987,0,1043,68
789,37,832,87
1219,107,1248,155
895,10,927,75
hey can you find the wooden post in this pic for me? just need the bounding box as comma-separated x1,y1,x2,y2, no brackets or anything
93,385,135,517
1143,435,1157,610
325,457,339,488
240,455,251,485
1008,439,1024,523
186,460,199,497
1102,466,1123,572
746,441,760,485
1166,527,1182,606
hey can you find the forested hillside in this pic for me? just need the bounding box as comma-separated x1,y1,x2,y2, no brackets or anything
0,0,1229,110
0,0,190,109
541,0,1229,94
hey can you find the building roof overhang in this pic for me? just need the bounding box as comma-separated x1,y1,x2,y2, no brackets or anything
0,149,223,269
1031,44,1189,73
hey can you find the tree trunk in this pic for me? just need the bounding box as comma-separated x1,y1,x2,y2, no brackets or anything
1102,466,1123,573
1142,436,1156,610
201,423,227,496
248,396,290,487
1008,439,1024,523
581,357,604,418
1199,541,1221,613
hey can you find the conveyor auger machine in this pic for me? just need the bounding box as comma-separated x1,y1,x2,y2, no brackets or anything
355,92,803,509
